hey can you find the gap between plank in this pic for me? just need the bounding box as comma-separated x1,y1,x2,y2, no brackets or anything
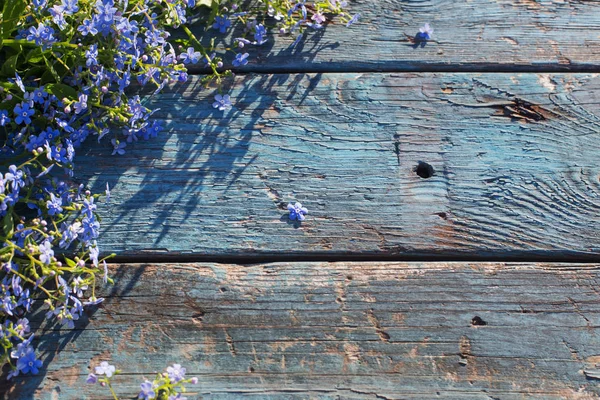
187,65,600,75
106,252,600,265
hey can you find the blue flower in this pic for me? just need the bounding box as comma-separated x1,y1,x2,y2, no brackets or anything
14,102,35,125
32,87,48,104
288,202,308,221
16,347,42,375
212,94,232,111
83,197,97,217
419,23,433,40
167,364,186,382
95,361,116,377
111,138,126,155
346,13,360,27
0,110,10,126
85,44,98,67
46,193,63,216
179,47,202,65
73,93,88,114
212,16,231,33
61,0,79,14
59,221,82,249
81,215,100,242
232,52,249,67
39,240,54,265
14,74,25,93
254,24,267,45
139,380,156,400
78,19,98,36
5,165,25,191
86,373,98,384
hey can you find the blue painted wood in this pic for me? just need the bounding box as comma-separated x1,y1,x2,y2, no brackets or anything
74,73,600,259
4,262,600,399
184,0,600,72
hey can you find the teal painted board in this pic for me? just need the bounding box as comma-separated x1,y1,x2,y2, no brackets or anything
4,262,600,399
75,73,600,259
184,0,600,72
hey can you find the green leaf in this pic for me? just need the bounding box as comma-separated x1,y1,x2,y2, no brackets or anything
46,83,78,100
25,47,47,64
0,0,27,46
64,257,77,268
0,54,18,77
197,0,214,7
2,212,13,238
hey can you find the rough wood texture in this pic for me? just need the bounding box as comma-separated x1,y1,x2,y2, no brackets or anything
4,262,600,399
76,73,600,259
184,0,600,72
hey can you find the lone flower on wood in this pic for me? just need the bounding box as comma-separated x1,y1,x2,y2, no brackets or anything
213,94,232,111
419,23,434,40
288,202,308,221
95,361,116,378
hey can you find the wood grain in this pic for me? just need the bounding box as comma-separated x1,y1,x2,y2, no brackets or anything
4,262,600,399
76,72,600,259
183,0,600,73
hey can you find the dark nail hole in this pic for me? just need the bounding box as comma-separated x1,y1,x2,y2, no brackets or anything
415,161,434,179
219,287,227,293
471,316,487,326
435,212,447,220
346,275,353,281
249,367,255,373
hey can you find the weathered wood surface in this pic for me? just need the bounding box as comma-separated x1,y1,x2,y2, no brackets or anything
5,262,600,399
77,72,600,259
184,0,600,72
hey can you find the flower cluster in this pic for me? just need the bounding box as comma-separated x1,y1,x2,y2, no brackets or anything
0,0,355,387
87,361,197,400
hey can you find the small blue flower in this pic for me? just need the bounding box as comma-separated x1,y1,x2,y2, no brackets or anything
16,347,42,375
167,364,186,382
14,74,25,93
419,23,433,40
32,87,48,104
86,373,98,384
85,44,98,67
288,202,308,221
39,240,54,265
254,24,267,45
213,16,231,33
346,13,360,27
111,138,126,155
46,193,63,216
212,94,232,111
95,361,116,377
139,380,156,400
14,102,34,125
179,47,202,65
232,53,249,67
5,165,25,191
0,110,11,126
78,19,98,36
73,93,88,114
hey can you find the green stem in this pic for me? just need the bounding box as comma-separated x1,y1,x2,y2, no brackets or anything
2,39,78,49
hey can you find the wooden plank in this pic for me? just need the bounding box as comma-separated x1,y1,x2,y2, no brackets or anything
4,262,600,399
76,72,600,259
183,0,600,72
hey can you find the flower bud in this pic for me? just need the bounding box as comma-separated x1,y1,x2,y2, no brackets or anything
101,86,108,93
238,41,244,48
64,105,71,113
217,61,223,68
5,94,12,101
142,55,148,62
